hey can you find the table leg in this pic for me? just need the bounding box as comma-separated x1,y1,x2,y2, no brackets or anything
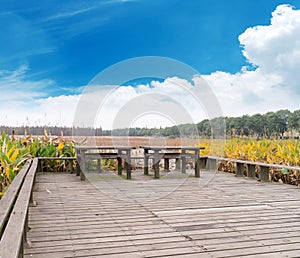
175,158,181,170
164,158,170,171
80,152,86,181
75,159,80,176
117,157,122,176
195,150,200,177
125,150,131,179
181,150,186,174
97,158,101,172
76,150,81,176
154,150,160,179
144,149,149,175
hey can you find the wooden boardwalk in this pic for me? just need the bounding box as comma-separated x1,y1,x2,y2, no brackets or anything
25,169,300,257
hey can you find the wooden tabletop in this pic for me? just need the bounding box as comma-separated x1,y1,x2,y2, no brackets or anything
139,146,205,151
74,146,135,150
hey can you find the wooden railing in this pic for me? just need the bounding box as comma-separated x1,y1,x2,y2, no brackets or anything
202,156,300,183
0,158,38,258
0,157,76,258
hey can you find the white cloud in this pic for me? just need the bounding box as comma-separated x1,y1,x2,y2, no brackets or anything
204,4,300,117
1,4,300,129
0,66,79,127
36,95,80,126
75,78,212,130
0,65,52,105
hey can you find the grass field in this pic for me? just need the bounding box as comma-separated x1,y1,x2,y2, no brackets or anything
72,136,299,167
1,134,299,197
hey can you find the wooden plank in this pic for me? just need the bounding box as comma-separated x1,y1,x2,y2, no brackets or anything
0,160,31,237
0,158,38,258
38,157,76,160
24,170,300,258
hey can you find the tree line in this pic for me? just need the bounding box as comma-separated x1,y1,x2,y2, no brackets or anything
1,109,299,139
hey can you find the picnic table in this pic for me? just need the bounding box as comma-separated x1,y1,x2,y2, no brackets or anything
74,146,134,179
140,146,205,179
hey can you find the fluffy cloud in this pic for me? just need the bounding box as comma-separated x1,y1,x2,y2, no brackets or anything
0,65,79,127
204,4,300,116
239,4,300,89
75,77,215,130
1,94,80,127
1,4,300,128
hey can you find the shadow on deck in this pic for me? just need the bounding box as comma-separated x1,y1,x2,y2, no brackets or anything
25,169,300,258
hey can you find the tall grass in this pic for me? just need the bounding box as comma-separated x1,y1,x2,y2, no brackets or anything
0,132,75,198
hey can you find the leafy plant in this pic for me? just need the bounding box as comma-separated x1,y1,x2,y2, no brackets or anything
199,138,300,186
0,131,76,198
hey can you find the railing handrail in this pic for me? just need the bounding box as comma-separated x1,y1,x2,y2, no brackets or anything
206,155,300,170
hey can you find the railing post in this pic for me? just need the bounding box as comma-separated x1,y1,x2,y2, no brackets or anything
259,165,270,182
199,157,207,169
247,164,256,178
206,157,217,170
236,162,244,177
37,159,42,172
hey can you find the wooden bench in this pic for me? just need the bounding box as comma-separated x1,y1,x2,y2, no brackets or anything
205,156,300,182
0,158,38,258
74,146,134,180
141,146,204,178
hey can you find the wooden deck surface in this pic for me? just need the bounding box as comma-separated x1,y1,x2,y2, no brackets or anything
25,169,300,257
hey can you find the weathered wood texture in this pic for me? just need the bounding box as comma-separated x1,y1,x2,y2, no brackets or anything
25,170,300,257
206,156,300,183
0,158,38,258
0,160,31,237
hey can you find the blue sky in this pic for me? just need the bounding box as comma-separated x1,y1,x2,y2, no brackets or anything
1,0,300,128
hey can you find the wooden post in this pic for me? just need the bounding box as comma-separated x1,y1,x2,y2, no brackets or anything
75,159,80,176
38,159,42,172
117,157,122,176
195,150,200,178
247,164,256,178
236,162,244,177
144,149,149,175
80,152,86,181
80,170,86,181
154,150,160,179
206,158,217,170
175,158,181,170
164,158,170,171
123,149,131,179
199,157,207,169
260,165,270,182
125,158,131,180
181,149,186,174
97,158,101,172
